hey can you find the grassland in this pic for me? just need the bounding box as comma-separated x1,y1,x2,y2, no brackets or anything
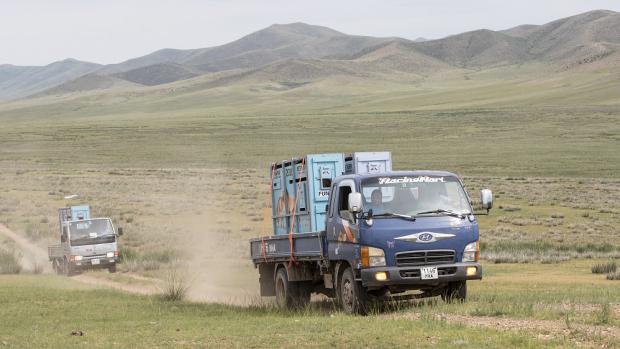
0,54,619,348
1,261,619,349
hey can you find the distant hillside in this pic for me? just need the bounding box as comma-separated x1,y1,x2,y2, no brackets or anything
500,24,540,38
413,29,530,67
523,9,620,64
114,63,200,86
0,59,101,100
1,9,619,101
38,74,140,96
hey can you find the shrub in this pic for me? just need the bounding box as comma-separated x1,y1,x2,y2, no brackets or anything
591,261,617,274
119,246,138,262
596,303,611,325
607,272,620,280
0,249,22,274
160,268,189,301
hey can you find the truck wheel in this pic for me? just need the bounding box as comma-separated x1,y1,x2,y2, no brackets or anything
441,281,467,303
63,259,75,277
53,260,62,275
339,267,369,315
108,264,117,273
274,268,295,309
295,282,311,308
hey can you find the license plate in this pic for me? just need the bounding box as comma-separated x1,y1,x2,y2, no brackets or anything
91,259,100,265
420,266,438,280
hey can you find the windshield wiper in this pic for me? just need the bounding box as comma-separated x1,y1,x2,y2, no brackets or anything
370,212,416,221
415,209,467,219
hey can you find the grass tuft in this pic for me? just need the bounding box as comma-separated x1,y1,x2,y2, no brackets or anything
160,268,189,302
606,272,620,280
591,261,617,274
0,248,22,274
595,303,612,325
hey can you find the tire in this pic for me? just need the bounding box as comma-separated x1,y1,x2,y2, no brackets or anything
63,259,75,277
441,281,467,303
295,282,311,308
274,268,296,309
108,264,117,273
53,260,62,275
338,267,369,315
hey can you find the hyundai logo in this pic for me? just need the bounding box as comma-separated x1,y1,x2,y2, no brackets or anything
395,231,456,243
418,233,434,242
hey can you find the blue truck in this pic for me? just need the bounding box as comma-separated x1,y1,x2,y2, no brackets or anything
250,152,493,314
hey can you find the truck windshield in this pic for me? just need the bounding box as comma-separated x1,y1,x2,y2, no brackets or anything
361,175,471,217
69,219,115,246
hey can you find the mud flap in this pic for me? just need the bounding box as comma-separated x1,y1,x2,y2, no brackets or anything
259,263,276,296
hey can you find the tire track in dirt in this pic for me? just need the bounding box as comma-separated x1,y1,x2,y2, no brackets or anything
0,223,51,272
0,223,158,295
72,274,159,295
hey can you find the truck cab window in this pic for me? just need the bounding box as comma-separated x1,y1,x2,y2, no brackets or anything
338,185,352,219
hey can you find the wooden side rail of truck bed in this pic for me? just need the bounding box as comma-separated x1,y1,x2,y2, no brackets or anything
250,231,326,264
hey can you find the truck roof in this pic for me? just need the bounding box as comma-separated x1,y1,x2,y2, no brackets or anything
336,170,460,182
63,217,112,224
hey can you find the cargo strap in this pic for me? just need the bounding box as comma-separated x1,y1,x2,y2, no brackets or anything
260,236,268,263
260,164,277,235
259,164,277,263
288,157,306,265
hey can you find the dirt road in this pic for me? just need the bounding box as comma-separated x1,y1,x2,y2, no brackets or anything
0,223,51,272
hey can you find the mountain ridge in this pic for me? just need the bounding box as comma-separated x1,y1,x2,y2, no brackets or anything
2,9,619,101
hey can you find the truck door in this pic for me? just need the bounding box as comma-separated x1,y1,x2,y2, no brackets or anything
326,180,358,244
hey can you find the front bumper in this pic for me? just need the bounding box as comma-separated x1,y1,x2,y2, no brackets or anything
73,257,118,268
360,262,482,288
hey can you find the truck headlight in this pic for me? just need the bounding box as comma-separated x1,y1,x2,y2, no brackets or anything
463,241,480,262
73,255,83,261
106,251,115,258
361,246,386,267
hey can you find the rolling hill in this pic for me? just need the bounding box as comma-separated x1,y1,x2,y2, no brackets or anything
0,9,618,103
0,59,101,100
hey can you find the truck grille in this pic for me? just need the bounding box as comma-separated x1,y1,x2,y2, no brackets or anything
84,254,107,260
399,267,457,278
395,250,455,267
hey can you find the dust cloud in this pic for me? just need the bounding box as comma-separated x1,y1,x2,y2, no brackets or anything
173,206,262,305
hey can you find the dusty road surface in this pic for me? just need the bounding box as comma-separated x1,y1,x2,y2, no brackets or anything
0,223,51,272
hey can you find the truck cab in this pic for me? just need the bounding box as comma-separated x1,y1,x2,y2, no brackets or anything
327,171,484,307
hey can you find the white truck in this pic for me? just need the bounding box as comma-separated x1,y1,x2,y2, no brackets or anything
48,205,123,276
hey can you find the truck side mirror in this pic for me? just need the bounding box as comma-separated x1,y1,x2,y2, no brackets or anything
348,192,363,213
480,189,493,211
61,234,66,243
117,227,123,236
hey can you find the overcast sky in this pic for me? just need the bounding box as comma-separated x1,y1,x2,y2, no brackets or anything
1,0,619,66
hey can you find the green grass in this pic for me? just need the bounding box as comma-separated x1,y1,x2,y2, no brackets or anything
0,274,598,349
0,107,618,178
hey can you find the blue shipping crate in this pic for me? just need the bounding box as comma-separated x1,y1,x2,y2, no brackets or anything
344,151,392,175
70,205,91,221
271,153,344,235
